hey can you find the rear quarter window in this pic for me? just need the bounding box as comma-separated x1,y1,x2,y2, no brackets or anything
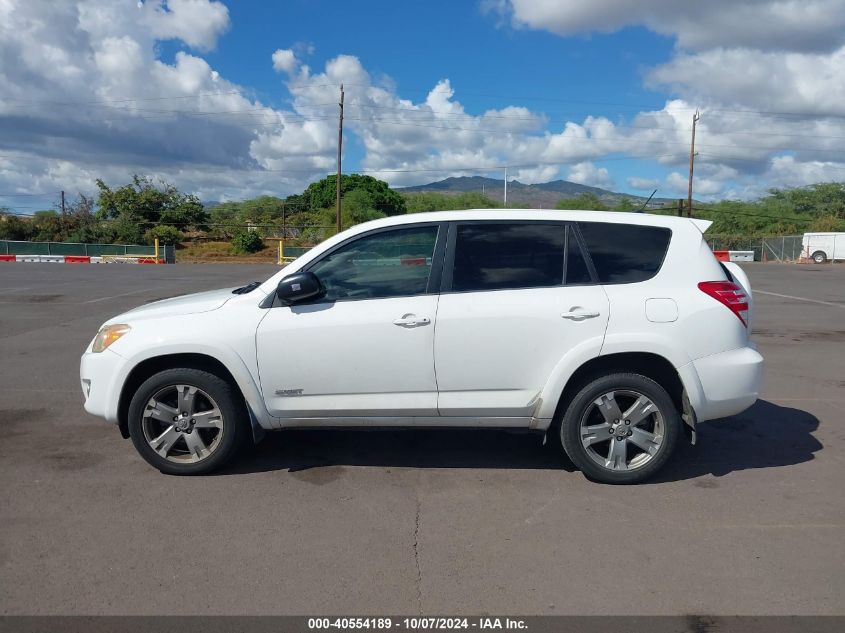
578,222,671,284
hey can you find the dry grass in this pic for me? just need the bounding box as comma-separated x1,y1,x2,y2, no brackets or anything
176,240,279,264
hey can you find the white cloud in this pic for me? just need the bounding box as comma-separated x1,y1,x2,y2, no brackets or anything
627,177,659,190
648,46,845,118
139,0,230,51
0,0,337,202
498,1,845,118
499,1,845,53
767,155,845,188
666,171,723,197
272,48,298,74
482,1,845,200
567,162,614,189
1,0,844,207
513,164,560,184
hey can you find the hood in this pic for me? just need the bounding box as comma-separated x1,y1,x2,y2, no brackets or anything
107,287,238,323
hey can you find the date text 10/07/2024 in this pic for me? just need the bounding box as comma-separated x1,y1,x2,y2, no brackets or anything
307,618,528,630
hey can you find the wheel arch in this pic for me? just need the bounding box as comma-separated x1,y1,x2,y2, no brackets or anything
117,353,254,440
549,352,686,428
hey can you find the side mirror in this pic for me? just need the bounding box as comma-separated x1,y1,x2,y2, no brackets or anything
275,272,325,305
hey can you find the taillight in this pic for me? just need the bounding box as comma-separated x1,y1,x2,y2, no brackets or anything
698,281,749,327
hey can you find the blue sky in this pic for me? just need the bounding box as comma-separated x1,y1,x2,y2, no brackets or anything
1,0,844,212
175,0,677,193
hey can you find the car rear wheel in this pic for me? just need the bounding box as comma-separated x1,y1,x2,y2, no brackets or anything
128,368,245,475
811,250,827,264
560,373,680,484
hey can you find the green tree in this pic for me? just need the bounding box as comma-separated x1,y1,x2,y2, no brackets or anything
62,195,104,243
765,182,845,219
30,211,63,242
809,215,845,232
301,174,406,216
335,188,387,227
96,175,208,243
0,209,33,240
144,224,184,246
232,230,265,254
614,197,636,212
403,191,499,213
555,192,609,211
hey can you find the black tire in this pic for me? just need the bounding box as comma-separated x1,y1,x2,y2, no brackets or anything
128,368,246,475
560,373,680,484
811,251,827,264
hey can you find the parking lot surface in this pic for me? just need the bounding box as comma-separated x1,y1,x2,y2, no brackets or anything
0,262,843,615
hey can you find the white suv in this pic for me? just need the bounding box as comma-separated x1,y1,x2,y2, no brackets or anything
80,210,763,483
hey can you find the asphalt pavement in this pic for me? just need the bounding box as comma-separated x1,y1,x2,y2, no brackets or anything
0,261,842,615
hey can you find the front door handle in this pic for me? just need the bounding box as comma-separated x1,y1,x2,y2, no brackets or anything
561,307,600,321
393,314,431,328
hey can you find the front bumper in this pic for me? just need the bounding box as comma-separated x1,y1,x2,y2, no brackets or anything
79,348,130,424
679,346,764,422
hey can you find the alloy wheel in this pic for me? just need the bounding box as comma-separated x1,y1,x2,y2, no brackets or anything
579,389,665,471
141,384,224,464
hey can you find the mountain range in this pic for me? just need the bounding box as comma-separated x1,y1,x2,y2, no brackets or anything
398,176,677,209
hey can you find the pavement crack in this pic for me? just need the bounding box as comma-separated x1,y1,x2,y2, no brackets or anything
413,495,423,616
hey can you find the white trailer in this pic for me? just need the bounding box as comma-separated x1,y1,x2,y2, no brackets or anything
802,232,845,263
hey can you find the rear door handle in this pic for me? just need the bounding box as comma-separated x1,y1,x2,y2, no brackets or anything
561,307,600,321
393,314,431,328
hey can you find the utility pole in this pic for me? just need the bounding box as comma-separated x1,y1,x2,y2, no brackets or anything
503,165,508,206
60,190,66,234
335,83,344,234
687,109,700,218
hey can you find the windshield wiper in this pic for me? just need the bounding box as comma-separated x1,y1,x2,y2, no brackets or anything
232,281,261,295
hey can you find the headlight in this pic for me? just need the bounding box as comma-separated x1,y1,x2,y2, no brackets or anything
92,324,131,353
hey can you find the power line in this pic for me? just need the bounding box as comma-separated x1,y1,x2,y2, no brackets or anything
696,153,845,173
0,90,247,107
6,82,845,121
52,104,845,145
0,191,59,197
687,206,816,224
1,205,826,227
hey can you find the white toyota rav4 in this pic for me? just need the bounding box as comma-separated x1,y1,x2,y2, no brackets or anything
80,210,763,483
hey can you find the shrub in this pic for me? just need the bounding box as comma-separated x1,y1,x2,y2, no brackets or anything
232,230,265,254
144,225,184,246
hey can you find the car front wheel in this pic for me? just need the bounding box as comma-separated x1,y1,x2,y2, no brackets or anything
560,373,680,484
128,368,245,475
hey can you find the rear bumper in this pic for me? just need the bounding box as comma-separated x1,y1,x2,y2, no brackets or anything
679,346,763,422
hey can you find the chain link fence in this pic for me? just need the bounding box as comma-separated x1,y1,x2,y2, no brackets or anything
706,235,810,262
0,239,176,263
760,236,804,262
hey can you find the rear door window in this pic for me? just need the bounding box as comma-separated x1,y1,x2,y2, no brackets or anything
577,222,671,283
450,223,567,292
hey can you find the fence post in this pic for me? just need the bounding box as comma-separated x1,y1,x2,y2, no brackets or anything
47,242,51,255
84,243,88,256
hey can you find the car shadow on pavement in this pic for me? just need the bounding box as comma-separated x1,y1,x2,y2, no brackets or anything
650,399,822,483
220,427,575,475
217,399,822,481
